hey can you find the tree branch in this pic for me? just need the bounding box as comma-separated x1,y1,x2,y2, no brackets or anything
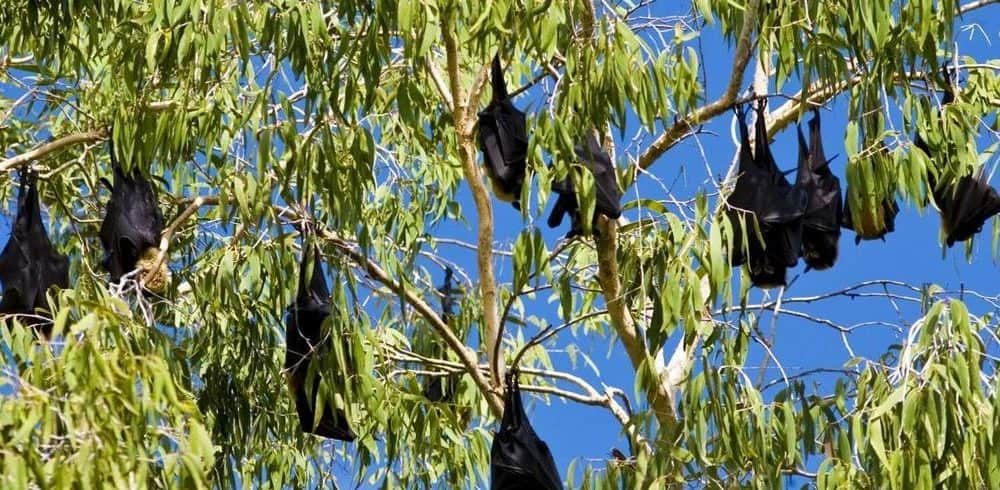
636,0,760,170
440,9,504,389
594,220,678,427
960,0,1000,14
0,130,106,172
142,196,219,290
312,221,505,416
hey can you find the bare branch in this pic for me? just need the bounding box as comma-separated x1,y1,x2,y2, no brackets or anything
0,131,106,172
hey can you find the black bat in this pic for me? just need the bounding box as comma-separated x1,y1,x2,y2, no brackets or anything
934,169,1000,247
424,267,458,403
912,70,1000,246
99,145,168,292
490,369,562,490
546,131,623,238
478,55,528,210
284,246,357,441
0,169,69,338
726,100,807,288
795,110,842,270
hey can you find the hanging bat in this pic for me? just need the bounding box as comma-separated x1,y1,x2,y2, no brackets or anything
0,168,69,338
546,131,623,239
911,70,999,246
796,110,842,270
840,139,898,244
725,100,807,288
841,187,899,244
99,145,169,293
424,267,458,403
933,169,1000,246
478,55,529,210
490,370,562,490
284,246,357,441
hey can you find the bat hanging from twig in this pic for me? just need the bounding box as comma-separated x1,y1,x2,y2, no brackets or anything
0,168,69,338
479,55,529,210
284,244,357,441
546,131,623,239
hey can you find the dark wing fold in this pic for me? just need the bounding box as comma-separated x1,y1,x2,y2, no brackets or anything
726,100,807,288
797,110,842,270
284,246,356,441
478,55,528,208
99,147,165,284
546,131,622,238
0,169,69,337
490,371,562,490
915,72,1000,247
936,170,1000,247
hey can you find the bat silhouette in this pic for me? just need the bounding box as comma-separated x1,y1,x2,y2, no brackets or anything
284,246,357,441
546,131,623,238
490,369,561,490
913,70,1000,246
99,146,169,292
726,100,807,288
0,169,69,338
795,110,842,270
479,55,528,210
933,170,1000,246
424,267,458,403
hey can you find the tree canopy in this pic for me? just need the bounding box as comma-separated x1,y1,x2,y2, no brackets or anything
1,0,1000,488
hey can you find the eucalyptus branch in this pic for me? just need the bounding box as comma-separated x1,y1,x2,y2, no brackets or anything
142,196,219,290
385,344,646,448
0,130,106,172
308,215,505,416
636,0,761,170
959,0,1000,14
440,9,504,390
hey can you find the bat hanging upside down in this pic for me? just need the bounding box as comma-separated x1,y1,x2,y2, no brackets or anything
0,168,69,338
478,55,529,210
99,142,170,293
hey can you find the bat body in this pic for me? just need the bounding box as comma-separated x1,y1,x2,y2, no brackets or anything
99,150,168,292
796,111,842,270
424,268,458,403
914,75,1000,246
726,101,807,288
478,55,528,209
0,169,69,338
933,170,1000,247
546,132,623,238
284,248,356,441
841,190,898,244
490,370,562,490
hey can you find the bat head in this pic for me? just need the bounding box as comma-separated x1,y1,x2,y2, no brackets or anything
135,247,172,294
802,228,839,270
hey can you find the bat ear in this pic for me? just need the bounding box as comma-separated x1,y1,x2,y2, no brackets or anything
100,177,114,192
